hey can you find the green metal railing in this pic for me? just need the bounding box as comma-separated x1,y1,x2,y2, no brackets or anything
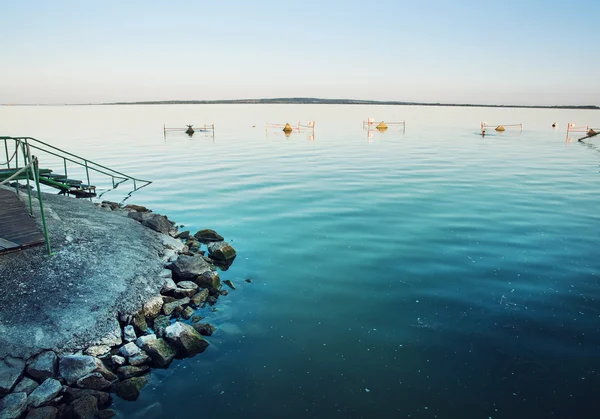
1,136,153,255
1,136,152,193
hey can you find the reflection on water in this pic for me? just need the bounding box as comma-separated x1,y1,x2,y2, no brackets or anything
2,104,600,418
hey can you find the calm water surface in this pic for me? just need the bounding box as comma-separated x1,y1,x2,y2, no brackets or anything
3,105,600,418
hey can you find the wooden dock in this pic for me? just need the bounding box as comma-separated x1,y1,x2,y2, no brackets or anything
0,188,45,254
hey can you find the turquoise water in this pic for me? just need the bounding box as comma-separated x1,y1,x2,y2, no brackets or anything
3,105,600,418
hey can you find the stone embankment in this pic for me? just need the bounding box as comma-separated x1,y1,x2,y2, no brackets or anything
0,195,238,419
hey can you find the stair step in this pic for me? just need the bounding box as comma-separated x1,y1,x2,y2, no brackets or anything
43,174,83,184
0,168,52,176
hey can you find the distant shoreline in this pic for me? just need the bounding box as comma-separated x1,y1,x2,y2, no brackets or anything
3,98,599,110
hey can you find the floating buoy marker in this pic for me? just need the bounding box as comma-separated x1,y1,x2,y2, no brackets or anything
376,121,388,131
495,125,505,131
283,123,293,133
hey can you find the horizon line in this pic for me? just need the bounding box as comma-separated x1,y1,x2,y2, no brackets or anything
1,97,599,110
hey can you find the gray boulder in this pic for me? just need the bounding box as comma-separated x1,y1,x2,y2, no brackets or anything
0,393,27,419
161,278,177,294
111,375,149,401
116,365,150,380
194,270,221,290
163,297,190,316
132,312,148,334
110,356,125,368
127,211,152,223
0,356,25,396
161,296,176,305
129,211,176,235
161,235,185,252
123,326,137,343
14,377,39,395
83,346,111,358
76,373,112,391
135,334,156,349
124,204,149,212
192,323,217,336
164,322,209,357
0,392,27,419
119,342,141,358
207,241,236,260
176,230,190,239
194,229,224,243
151,316,170,338
128,352,150,367
173,288,197,298
185,238,201,253
64,394,97,419
190,289,209,306
25,406,58,419
142,296,163,318
59,356,116,386
170,255,213,280
175,281,198,291
143,214,174,234
26,352,58,382
62,387,111,409
140,339,177,368
27,378,62,407
181,307,194,320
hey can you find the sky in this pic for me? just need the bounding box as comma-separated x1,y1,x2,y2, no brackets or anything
1,0,599,105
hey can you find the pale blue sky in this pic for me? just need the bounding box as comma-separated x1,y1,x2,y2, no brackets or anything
1,0,598,105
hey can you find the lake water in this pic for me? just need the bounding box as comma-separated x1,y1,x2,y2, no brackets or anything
2,104,600,418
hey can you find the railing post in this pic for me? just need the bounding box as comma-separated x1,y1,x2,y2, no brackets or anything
21,141,33,215
13,140,21,194
63,158,68,180
14,139,19,169
31,156,52,255
3,140,9,169
84,160,90,189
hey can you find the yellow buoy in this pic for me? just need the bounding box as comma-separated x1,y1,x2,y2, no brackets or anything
283,123,293,133
376,121,388,131
495,125,505,131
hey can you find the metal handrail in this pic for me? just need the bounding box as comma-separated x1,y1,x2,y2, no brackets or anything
0,136,152,191
1,135,155,256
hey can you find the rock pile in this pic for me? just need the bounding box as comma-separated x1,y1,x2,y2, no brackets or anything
0,202,240,418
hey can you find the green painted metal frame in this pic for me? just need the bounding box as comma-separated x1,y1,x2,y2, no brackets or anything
1,136,152,192
0,140,52,255
1,135,153,256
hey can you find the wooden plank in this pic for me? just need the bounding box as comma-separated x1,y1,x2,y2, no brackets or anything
0,188,45,254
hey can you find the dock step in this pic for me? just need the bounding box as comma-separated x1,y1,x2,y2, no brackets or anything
45,174,84,185
0,168,97,198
